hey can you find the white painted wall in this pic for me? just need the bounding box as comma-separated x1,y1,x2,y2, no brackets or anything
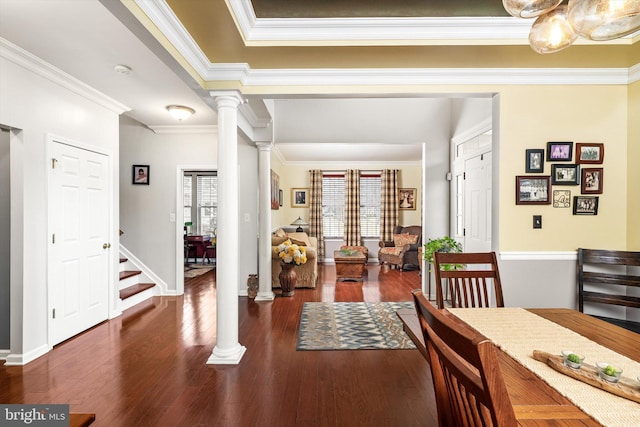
237,137,259,293
0,45,121,364
119,116,217,291
0,129,10,350
119,116,259,295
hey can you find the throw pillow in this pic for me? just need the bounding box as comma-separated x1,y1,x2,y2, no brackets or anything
272,235,288,246
393,233,418,247
286,232,311,247
274,228,286,238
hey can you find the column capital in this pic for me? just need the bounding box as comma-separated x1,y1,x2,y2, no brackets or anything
255,141,274,151
209,91,244,109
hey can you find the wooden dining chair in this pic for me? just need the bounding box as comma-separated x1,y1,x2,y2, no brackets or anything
434,251,504,309
412,290,516,427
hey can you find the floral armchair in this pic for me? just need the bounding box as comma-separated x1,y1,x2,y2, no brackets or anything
378,225,422,271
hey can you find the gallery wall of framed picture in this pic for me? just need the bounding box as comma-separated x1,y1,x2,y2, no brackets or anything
517,141,604,215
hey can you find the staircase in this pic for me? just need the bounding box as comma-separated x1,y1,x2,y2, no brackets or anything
119,257,156,311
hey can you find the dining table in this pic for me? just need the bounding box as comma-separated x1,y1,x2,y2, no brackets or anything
396,307,640,426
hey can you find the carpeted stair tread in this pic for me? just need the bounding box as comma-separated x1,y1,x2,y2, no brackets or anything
119,270,141,280
120,283,155,300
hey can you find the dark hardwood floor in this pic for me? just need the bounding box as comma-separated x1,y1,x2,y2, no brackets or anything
0,264,436,426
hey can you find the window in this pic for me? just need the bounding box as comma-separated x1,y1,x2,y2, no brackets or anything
322,175,344,238
360,174,381,238
321,172,380,239
183,171,217,235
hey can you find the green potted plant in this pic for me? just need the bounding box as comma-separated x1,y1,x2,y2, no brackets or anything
423,236,463,271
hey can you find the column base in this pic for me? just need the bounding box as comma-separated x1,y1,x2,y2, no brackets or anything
254,291,275,302
206,344,247,365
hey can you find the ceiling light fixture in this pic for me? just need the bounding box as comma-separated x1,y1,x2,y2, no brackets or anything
503,0,640,54
114,64,132,75
166,105,195,121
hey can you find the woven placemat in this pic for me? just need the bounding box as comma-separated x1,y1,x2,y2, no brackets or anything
448,308,640,427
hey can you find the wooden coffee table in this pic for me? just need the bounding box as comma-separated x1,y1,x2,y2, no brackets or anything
334,250,366,281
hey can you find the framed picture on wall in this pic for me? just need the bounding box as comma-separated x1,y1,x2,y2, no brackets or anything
291,188,309,208
132,165,150,185
516,176,551,205
552,190,571,208
279,189,283,207
576,143,604,164
581,168,603,194
399,188,416,210
551,164,579,185
271,170,279,210
573,196,599,215
546,141,573,162
525,149,544,173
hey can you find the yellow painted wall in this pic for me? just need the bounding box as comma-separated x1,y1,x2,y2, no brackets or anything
498,85,628,251
628,80,640,250
262,83,632,251
273,162,422,229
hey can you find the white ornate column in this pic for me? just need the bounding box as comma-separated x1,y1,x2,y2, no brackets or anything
255,142,275,302
207,91,246,365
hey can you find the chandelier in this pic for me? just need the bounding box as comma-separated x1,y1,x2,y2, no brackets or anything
503,0,640,53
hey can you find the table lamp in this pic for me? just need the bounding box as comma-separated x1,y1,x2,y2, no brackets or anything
290,216,308,232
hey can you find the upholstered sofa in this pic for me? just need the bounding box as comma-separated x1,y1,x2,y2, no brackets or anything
271,230,318,289
378,225,422,271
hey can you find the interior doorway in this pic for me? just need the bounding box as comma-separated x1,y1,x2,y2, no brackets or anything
451,129,493,252
175,165,217,295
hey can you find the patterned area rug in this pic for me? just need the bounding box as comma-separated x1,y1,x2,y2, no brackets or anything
296,302,417,351
184,264,214,278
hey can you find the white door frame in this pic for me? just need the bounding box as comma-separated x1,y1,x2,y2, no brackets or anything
450,119,492,250
175,164,217,296
46,134,115,346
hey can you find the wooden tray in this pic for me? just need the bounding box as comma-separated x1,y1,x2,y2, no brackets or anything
532,350,640,404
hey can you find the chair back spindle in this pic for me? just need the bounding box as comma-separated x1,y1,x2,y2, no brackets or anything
434,252,504,309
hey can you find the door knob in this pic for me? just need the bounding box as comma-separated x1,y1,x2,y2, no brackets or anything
103,243,111,249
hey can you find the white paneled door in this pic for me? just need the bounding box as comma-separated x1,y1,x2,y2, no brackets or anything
464,152,492,253
49,141,109,345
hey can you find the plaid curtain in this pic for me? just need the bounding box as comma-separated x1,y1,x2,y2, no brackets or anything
344,169,361,246
309,169,324,260
380,169,399,242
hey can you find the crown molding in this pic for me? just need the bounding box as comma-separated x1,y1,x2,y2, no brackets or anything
135,0,213,78
630,63,640,83
208,65,632,86
148,125,217,134
0,37,130,114
226,0,629,46
137,1,637,86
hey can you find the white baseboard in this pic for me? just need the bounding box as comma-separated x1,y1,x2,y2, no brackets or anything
3,344,51,366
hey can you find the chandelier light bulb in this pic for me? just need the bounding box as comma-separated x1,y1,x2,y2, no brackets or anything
568,0,640,41
529,5,578,53
502,0,564,18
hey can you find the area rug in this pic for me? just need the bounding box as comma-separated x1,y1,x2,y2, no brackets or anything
296,302,417,351
184,264,215,278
